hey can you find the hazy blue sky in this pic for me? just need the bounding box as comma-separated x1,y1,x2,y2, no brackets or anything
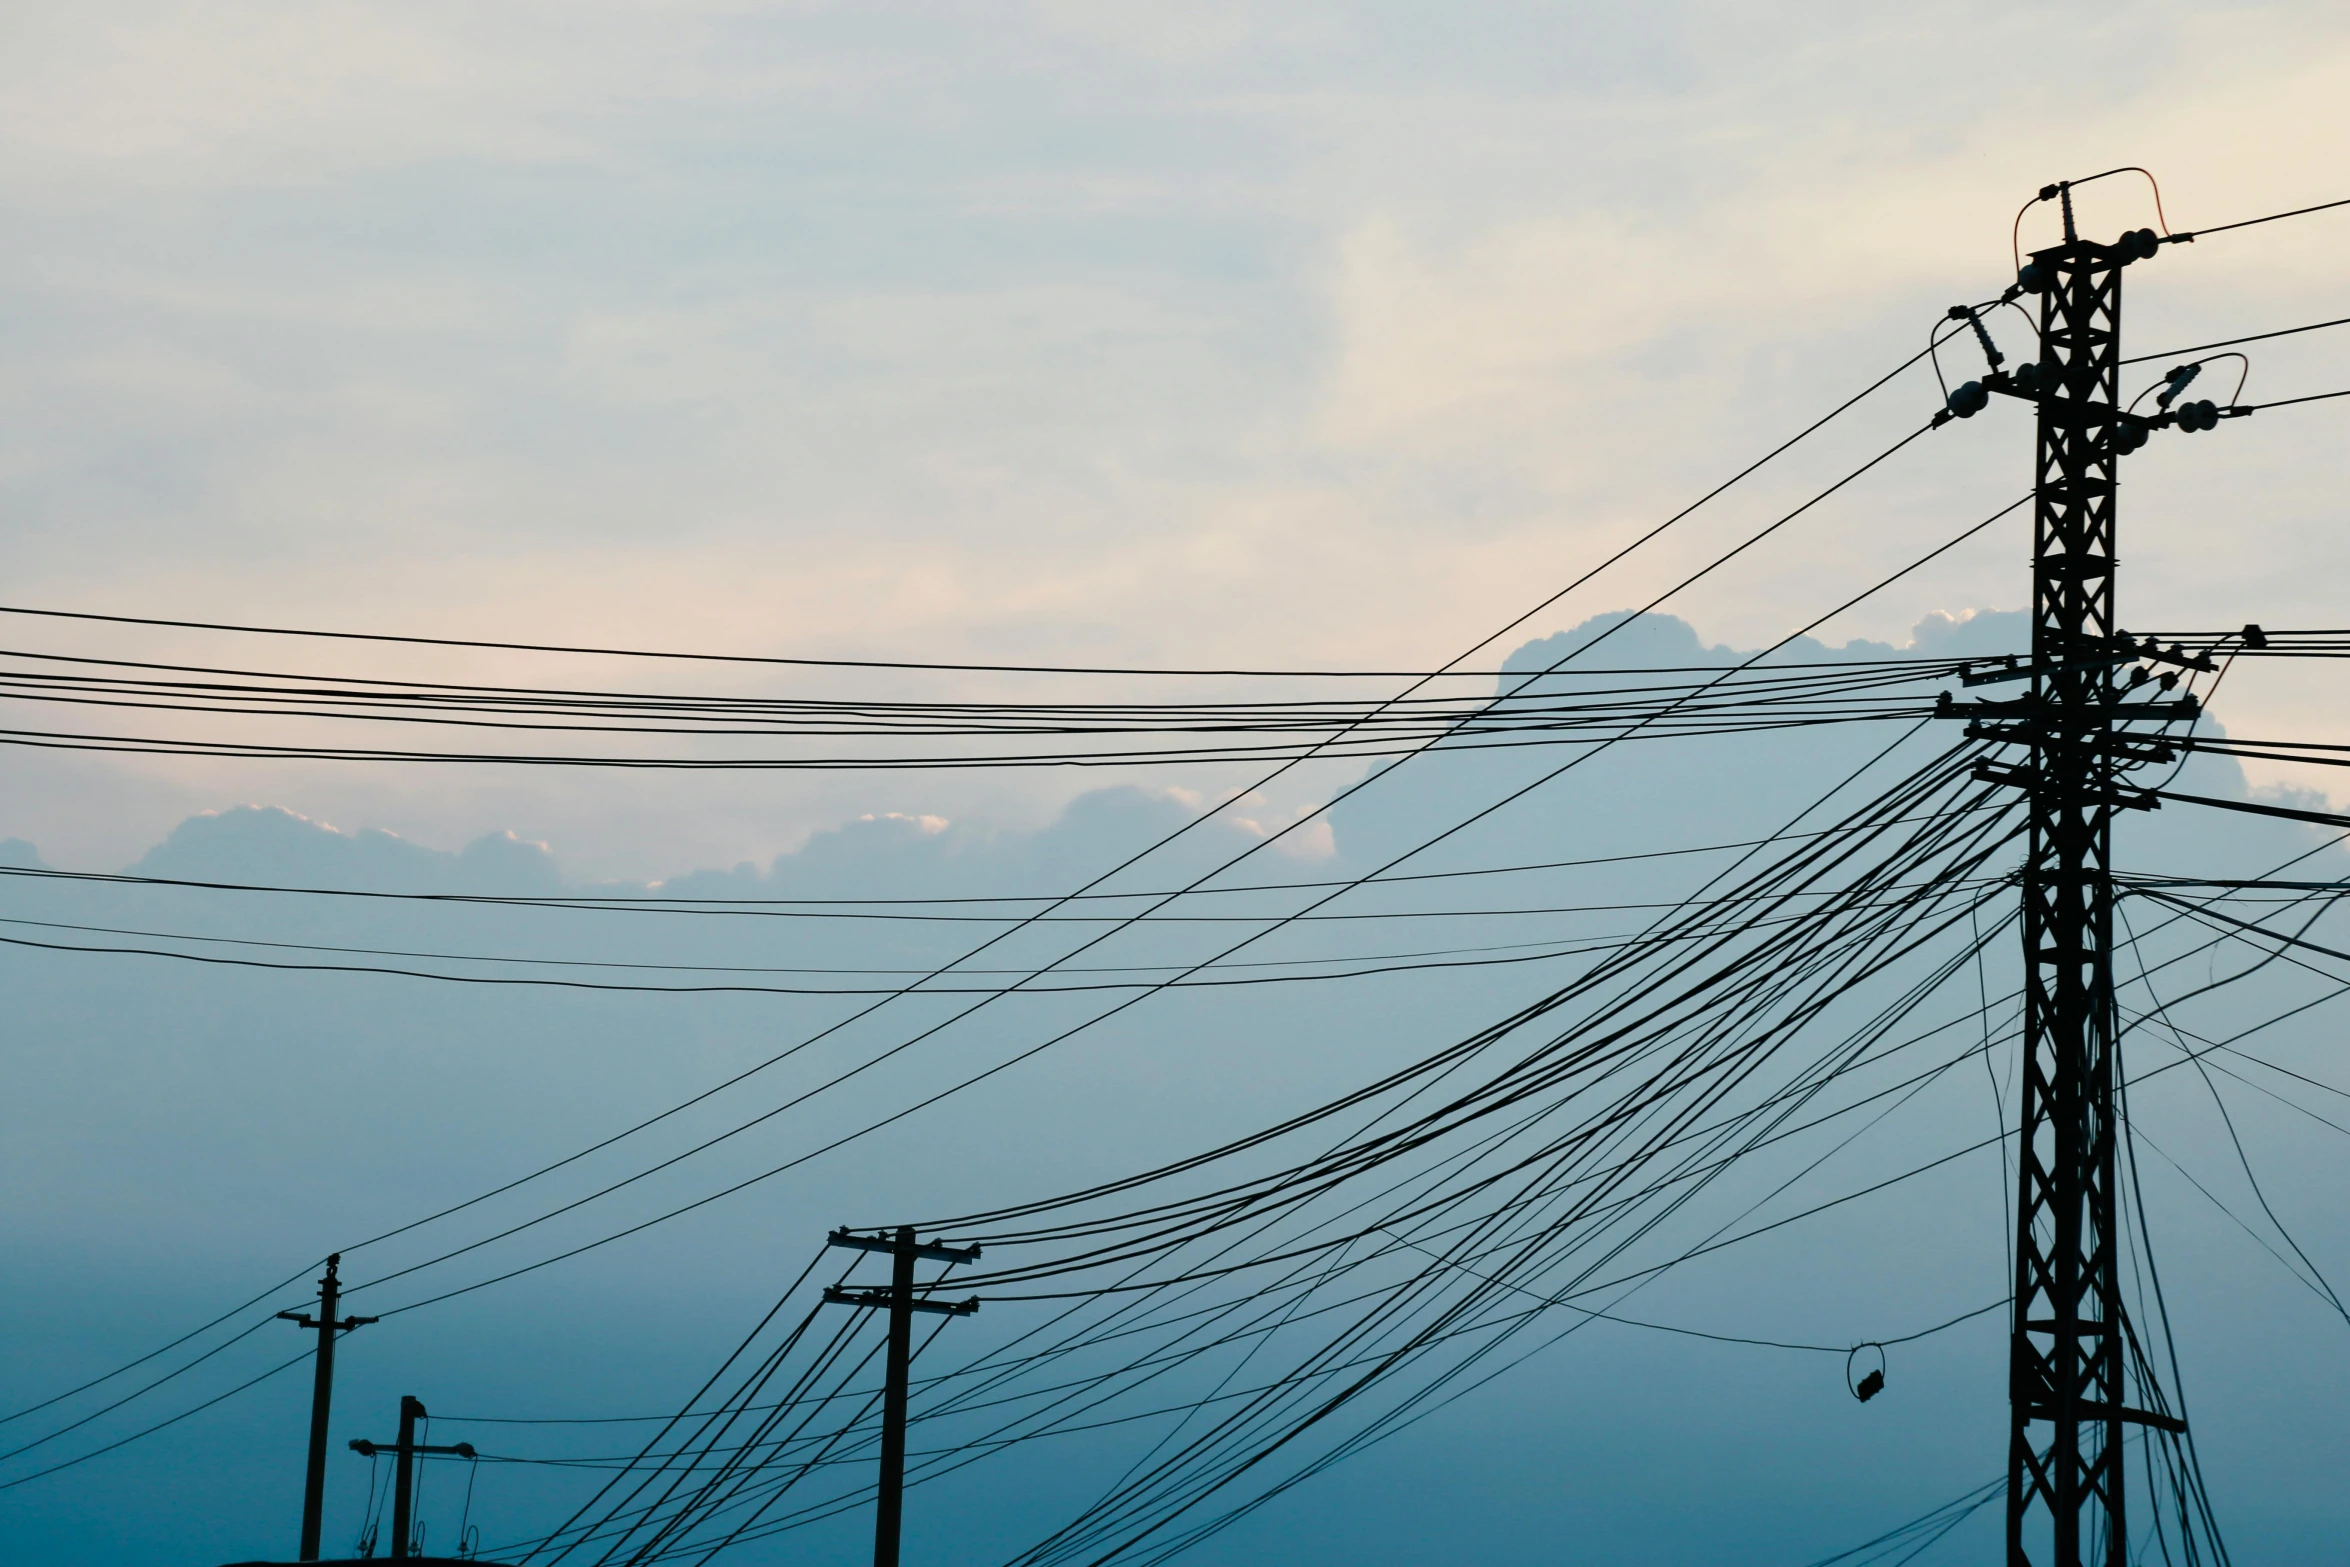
3,5,2349,1565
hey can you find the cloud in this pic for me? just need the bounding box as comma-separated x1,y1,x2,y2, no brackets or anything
129,803,566,892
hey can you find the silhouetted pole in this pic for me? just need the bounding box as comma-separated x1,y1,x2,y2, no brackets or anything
824,1226,979,1567
1945,178,2195,1567
351,1395,474,1561
276,1254,376,1561
388,1395,423,1561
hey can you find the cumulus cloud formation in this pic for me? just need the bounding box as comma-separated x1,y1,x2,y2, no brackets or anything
132,806,565,893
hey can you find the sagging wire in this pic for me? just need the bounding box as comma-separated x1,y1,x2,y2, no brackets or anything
357,1445,387,1559
592,817,2350,1559
509,756,2020,1559
0,365,1978,1471
2120,906,2350,1328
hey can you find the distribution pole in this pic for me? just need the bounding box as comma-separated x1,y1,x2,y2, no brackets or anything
276,1253,376,1561
1958,182,2191,1567
824,1225,980,1567
389,1395,423,1563
350,1395,475,1560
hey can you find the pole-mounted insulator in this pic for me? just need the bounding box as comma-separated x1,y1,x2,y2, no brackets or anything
2009,360,2055,395
1948,303,2006,370
2154,362,2202,409
2171,398,2221,432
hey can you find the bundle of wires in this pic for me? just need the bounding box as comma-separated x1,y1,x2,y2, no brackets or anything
22,193,2350,1557
488,739,2029,1565
0,644,1973,770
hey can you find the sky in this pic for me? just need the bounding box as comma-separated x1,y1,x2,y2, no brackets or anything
3,3,2350,1564
3,0,2349,877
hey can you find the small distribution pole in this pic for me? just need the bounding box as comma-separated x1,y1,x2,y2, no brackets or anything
276,1254,376,1561
350,1395,475,1560
824,1226,979,1567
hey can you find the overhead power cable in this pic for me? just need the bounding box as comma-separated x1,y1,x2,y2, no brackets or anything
18,194,2350,1552
2120,312,2350,366
544,803,2346,1564
2233,386,2350,413
331,488,2019,1326
0,913,1910,999
0,804,2012,913
0,330,1975,1498
0,603,1522,680
2176,194,2350,241
292,425,1991,1323
0,328,1937,690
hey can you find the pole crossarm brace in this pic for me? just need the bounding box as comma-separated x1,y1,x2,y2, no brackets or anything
2151,789,2350,832
2020,1402,2188,1436
829,1226,981,1265
1972,760,2159,813
825,1286,980,1317
1959,635,2213,689
348,1438,478,1458
1936,691,2202,722
277,1310,381,1329
1965,726,2177,767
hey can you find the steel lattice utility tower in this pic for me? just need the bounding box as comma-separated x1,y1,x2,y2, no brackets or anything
2004,190,2133,1567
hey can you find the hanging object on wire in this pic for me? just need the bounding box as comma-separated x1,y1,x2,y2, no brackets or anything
1847,1342,1887,1403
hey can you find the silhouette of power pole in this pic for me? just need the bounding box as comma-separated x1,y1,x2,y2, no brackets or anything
1947,178,2197,1567
351,1395,475,1561
277,1254,376,1562
824,1226,979,1567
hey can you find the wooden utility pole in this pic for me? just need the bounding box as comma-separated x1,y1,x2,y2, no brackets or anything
276,1254,376,1561
351,1394,475,1560
823,1226,979,1567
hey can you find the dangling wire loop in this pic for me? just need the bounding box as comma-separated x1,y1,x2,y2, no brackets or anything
455,1446,482,1560
355,1447,383,1558
1847,1342,1888,1402
2014,167,2172,270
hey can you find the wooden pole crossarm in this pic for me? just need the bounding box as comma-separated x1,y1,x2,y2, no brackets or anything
824,1286,980,1317
827,1226,981,1265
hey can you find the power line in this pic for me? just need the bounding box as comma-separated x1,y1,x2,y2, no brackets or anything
2120,312,2350,366
2236,385,2350,412
332,491,2017,1325
0,804,2011,913
2177,194,2350,240
0,602,1522,680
